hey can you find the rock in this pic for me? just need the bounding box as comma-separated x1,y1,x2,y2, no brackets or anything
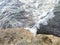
0,28,60,45
37,1,60,37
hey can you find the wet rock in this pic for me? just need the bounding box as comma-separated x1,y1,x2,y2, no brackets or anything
37,1,60,37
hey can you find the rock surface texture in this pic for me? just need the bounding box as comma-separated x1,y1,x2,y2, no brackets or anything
0,28,60,45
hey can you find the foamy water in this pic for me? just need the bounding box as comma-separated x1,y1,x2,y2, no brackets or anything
0,0,59,35
24,0,59,35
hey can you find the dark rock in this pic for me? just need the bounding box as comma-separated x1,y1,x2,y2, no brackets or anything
37,2,60,37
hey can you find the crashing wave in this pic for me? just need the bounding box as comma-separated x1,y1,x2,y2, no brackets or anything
0,0,59,35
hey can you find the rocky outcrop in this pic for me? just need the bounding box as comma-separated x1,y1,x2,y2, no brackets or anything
0,28,60,45
37,1,60,37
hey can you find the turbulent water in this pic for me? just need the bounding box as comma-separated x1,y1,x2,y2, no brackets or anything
0,0,59,35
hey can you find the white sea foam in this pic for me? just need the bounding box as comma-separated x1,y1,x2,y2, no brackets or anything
0,0,59,35
24,0,59,35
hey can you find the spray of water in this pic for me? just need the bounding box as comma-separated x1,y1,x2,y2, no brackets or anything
24,0,59,35
0,0,59,35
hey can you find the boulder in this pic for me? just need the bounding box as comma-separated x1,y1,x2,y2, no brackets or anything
0,28,60,45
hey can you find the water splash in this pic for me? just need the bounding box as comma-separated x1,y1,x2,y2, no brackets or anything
0,0,59,35
24,0,59,35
